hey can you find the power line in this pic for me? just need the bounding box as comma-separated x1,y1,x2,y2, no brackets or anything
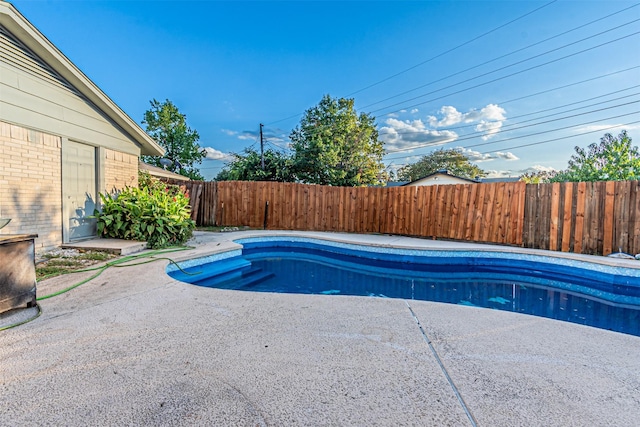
278,83,640,144
266,0,560,126
259,80,640,159
397,71,640,135
385,120,640,172
385,90,640,138
265,139,290,153
465,110,640,150
266,3,637,128
360,9,640,110
347,0,559,96
383,120,640,170
480,96,640,134
499,65,640,105
372,30,640,116
478,120,640,155
383,110,640,159
457,99,640,145
494,86,640,123
262,92,640,158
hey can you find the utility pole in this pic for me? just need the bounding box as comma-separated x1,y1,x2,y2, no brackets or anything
259,123,265,170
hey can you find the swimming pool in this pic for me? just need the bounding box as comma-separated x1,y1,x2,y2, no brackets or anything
168,237,640,336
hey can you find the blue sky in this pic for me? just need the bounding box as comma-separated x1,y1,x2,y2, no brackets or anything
13,0,640,180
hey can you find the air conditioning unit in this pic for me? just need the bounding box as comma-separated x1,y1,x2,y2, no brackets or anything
0,234,37,314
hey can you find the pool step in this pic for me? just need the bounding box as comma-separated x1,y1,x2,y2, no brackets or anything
204,267,275,290
194,266,274,290
172,257,251,284
234,268,276,290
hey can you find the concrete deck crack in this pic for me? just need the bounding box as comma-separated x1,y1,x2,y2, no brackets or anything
405,301,478,427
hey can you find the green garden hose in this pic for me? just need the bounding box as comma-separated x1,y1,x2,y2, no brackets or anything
1,246,198,331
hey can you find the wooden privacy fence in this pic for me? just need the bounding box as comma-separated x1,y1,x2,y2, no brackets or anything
523,181,640,255
176,180,640,256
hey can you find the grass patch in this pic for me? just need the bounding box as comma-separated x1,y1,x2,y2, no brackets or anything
44,259,83,267
77,251,113,261
36,250,118,280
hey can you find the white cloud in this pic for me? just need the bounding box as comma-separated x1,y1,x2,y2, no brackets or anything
465,104,506,122
484,170,517,178
410,108,419,114
518,164,556,174
386,112,399,118
457,147,494,162
456,148,517,162
380,118,458,152
427,104,506,140
221,127,257,140
495,151,519,160
484,165,558,179
475,120,503,140
237,131,257,140
427,106,463,127
203,147,233,161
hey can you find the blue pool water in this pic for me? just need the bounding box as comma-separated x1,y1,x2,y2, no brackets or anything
168,237,640,337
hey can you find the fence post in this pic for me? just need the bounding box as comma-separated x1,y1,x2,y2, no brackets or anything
263,201,269,230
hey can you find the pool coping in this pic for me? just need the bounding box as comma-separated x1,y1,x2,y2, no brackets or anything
178,230,640,271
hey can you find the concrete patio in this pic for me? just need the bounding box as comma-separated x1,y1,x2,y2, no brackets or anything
1,231,639,426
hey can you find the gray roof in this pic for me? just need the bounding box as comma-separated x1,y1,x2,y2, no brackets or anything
478,177,521,183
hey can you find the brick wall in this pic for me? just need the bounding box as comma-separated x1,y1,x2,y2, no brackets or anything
103,148,138,193
0,121,62,252
0,121,141,253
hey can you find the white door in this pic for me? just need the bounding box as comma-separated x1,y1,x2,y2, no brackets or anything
62,140,97,241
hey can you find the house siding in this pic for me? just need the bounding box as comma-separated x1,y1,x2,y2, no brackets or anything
0,121,62,252
0,25,143,157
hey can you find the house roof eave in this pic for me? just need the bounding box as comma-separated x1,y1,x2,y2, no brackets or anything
403,172,480,186
0,3,165,157
139,162,190,181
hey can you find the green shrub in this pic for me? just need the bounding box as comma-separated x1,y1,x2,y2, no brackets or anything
93,173,195,249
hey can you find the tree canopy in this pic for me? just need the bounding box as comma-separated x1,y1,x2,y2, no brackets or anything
397,148,486,182
141,99,205,180
216,148,294,182
550,130,639,182
519,170,556,184
289,95,387,186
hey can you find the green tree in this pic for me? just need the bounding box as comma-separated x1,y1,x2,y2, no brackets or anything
397,148,486,182
141,99,205,180
550,130,639,182
216,148,294,182
290,95,387,186
519,170,557,183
